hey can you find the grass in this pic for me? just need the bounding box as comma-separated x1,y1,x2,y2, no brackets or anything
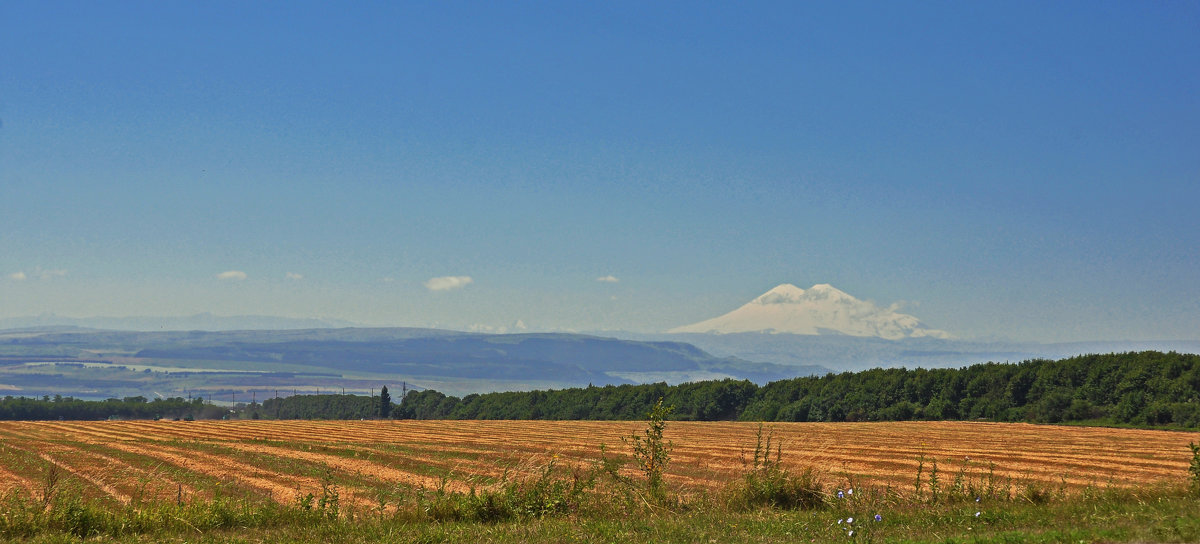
2,486,1199,543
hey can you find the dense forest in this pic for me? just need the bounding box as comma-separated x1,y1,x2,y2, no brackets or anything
395,351,1200,427
0,389,392,422
258,393,382,419
0,395,221,421
2,352,1199,428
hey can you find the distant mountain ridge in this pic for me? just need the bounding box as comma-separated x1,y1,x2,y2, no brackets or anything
0,327,827,399
669,283,950,339
0,313,359,332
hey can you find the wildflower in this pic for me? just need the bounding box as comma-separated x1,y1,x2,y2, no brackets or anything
846,517,854,524
837,490,844,499
837,519,843,524
975,496,980,503
847,488,854,496
848,530,855,537
874,514,882,522
975,511,981,517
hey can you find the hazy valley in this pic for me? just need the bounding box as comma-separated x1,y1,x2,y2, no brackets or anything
2,284,1195,402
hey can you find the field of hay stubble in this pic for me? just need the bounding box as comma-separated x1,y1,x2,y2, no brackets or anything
0,419,1192,510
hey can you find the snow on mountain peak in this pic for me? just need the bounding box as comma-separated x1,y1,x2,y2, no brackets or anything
669,283,950,340
753,283,806,304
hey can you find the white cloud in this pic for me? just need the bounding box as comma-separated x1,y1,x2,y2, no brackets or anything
424,275,473,292
285,272,303,280
8,268,66,281
216,270,248,281
596,275,620,283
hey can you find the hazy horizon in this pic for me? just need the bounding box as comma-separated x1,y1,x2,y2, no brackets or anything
2,2,1196,343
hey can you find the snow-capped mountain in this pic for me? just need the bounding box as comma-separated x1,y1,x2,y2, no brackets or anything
668,284,950,340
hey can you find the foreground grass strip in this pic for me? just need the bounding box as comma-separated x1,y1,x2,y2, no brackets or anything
2,488,1198,543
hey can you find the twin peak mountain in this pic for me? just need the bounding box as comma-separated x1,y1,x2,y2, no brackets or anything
669,283,950,340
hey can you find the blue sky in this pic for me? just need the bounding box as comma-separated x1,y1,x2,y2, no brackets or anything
1,1,1197,341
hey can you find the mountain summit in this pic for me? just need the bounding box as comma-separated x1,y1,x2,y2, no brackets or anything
668,283,950,340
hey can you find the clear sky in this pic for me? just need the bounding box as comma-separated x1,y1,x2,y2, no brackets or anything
1,1,1197,342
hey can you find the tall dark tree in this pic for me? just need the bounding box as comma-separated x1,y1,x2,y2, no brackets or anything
379,386,392,418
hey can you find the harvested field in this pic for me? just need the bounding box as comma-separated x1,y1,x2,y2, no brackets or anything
0,420,1191,508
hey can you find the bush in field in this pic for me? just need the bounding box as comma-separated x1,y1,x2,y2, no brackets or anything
502,457,597,519
731,424,824,510
408,457,598,523
1189,440,1200,495
622,398,674,501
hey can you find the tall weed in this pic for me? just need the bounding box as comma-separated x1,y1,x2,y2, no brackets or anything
730,424,824,510
622,398,674,501
1189,441,1200,495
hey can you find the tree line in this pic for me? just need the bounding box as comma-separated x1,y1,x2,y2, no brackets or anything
0,386,396,422
395,351,1200,427
2,352,1198,427
256,386,392,419
0,395,221,421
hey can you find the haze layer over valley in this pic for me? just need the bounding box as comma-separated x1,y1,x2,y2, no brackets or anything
5,279,1197,401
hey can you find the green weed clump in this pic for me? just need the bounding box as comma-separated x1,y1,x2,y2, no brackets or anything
395,456,601,524
622,398,674,502
913,455,1012,505
1189,440,1200,495
729,424,824,510
0,489,309,540
294,465,341,520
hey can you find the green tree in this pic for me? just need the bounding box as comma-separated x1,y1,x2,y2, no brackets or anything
379,386,392,418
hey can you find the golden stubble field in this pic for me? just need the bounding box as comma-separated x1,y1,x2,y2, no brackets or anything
0,420,1192,509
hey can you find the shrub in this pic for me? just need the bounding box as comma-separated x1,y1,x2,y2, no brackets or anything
406,456,600,523
732,424,824,510
1189,441,1200,495
623,398,674,501
501,456,597,519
